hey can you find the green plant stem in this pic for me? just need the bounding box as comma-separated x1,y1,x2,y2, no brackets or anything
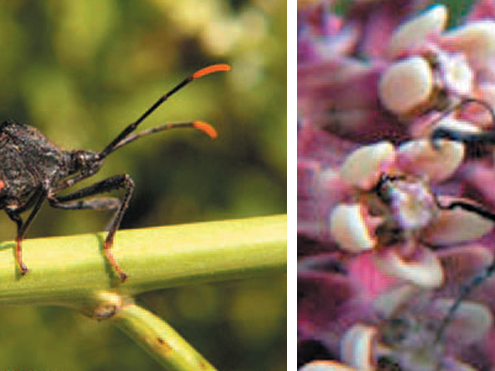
0,214,286,369
112,302,219,371
0,214,286,308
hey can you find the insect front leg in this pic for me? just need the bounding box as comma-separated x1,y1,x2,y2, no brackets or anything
6,189,47,275
49,174,134,282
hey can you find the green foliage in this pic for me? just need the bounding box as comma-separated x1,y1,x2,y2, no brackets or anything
0,0,286,369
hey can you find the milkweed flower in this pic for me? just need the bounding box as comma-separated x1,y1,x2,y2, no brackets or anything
298,0,495,369
298,247,495,370
298,1,495,275
327,140,492,287
299,0,495,142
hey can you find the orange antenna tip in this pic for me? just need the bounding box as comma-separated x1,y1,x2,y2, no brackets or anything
193,121,217,139
192,64,231,79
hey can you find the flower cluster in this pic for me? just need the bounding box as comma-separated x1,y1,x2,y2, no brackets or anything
298,1,495,370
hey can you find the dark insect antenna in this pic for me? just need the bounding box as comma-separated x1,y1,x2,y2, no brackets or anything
428,97,495,342
430,98,495,148
1,63,230,282
433,180,495,343
434,260,495,343
99,64,227,158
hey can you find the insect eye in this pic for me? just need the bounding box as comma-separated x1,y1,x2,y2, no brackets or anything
373,173,399,204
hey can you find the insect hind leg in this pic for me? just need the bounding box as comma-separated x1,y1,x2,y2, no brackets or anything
49,197,121,211
5,189,47,275
49,174,134,282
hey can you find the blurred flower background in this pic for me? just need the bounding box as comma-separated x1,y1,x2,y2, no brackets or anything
0,0,286,369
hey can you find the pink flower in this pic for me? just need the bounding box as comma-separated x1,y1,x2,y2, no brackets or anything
328,140,492,287
298,1,495,369
298,247,495,370
298,1,495,143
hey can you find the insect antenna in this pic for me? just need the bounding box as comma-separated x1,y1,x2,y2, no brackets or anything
424,100,495,347
98,64,230,158
433,199,495,343
110,121,217,151
435,262,495,344
430,98,495,148
432,190,495,345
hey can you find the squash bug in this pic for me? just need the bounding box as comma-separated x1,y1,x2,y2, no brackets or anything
1,63,230,282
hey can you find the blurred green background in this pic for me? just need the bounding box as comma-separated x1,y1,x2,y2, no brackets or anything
0,0,286,370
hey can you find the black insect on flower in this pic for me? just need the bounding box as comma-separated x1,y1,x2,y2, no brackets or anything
0,64,230,282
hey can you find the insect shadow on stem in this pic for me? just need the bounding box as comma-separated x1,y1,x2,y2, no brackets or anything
0,63,230,282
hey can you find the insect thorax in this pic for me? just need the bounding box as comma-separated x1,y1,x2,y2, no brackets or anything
0,121,71,206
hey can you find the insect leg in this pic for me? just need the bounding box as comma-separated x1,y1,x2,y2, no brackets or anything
5,189,47,275
49,174,134,282
49,197,121,211
436,199,495,222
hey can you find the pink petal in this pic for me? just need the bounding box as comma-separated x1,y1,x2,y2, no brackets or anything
436,245,493,290
374,247,443,287
299,360,357,371
298,271,361,336
341,324,377,370
422,197,493,245
432,299,492,344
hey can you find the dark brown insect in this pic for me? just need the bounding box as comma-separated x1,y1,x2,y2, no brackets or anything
0,64,230,282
